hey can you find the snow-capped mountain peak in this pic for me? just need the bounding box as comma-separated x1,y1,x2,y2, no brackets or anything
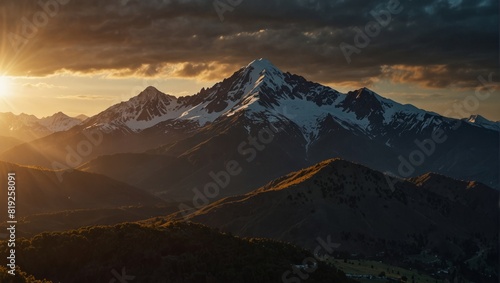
463,114,500,132
0,112,84,141
81,59,473,145
353,87,379,100
39,112,82,132
468,114,490,124
245,58,282,76
234,58,288,97
135,86,174,101
85,86,185,132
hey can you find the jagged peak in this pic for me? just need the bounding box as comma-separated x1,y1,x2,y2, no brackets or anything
2,112,40,121
137,86,162,97
243,58,284,82
246,58,279,72
348,87,382,100
467,114,488,123
134,86,176,102
18,112,38,118
340,88,387,119
463,114,500,131
45,111,70,119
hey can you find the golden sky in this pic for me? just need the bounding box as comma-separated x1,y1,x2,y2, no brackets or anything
0,0,498,120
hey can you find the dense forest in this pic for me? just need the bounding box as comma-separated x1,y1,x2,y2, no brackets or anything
0,221,353,283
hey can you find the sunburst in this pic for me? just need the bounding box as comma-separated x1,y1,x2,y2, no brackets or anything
0,76,11,97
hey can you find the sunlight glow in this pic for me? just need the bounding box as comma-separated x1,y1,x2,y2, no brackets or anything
0,76,11,97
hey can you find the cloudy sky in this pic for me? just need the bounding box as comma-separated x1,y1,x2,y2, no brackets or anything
0,0,498,120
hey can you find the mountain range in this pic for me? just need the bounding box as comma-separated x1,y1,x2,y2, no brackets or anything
0,59,498,282
463,114,500,132
180,159,498,263
0,59,498,201
0,112,87,153
0,161,161,219
165,158,498,281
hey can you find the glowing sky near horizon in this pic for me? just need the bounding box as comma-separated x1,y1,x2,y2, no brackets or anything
0,0,498,120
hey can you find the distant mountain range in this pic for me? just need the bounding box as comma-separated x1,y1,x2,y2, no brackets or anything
0,112,87,152
0,161,161,219
0,59,498,198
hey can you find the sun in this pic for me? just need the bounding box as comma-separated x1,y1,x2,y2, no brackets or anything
0,76,11,97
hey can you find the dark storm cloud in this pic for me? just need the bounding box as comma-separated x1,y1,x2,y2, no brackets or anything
0,0,497,89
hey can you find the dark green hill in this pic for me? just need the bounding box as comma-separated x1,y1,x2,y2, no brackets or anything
0,222,354,283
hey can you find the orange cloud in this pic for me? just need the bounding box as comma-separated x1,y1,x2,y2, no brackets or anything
380,65,483,89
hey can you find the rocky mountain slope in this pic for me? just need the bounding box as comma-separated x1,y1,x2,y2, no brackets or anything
1,59,498,197
179,159,498,280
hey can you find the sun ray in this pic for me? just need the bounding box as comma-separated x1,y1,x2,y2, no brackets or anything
0,76,11,97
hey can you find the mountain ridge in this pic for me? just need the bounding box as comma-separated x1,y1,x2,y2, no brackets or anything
463,114,500,131
0,111,85,143
0,160,163,219
1,59,498,191
179,158,498,281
